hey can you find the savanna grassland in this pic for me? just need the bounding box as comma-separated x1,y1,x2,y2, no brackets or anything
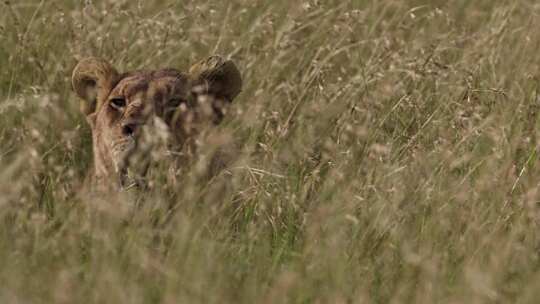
2,0,540,303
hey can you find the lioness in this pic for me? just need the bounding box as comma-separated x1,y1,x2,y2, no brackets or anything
72,55,242,191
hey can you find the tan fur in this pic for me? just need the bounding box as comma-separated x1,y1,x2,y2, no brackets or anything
72,56,242,191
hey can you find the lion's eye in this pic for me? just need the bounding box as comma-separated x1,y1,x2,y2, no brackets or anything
110,98,126,109
168,98,186,108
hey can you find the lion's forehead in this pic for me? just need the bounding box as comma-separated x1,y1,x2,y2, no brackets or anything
112,69,189,101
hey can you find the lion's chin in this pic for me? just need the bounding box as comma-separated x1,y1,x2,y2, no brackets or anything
119,167,146,190
111,137,177,191
116,157,150,191
110,139,145,190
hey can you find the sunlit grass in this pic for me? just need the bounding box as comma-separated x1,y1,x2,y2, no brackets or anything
2,0,540,303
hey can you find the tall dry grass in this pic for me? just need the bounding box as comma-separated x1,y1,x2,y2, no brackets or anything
2,0,540,303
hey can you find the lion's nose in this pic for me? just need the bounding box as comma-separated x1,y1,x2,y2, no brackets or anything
122,121,141,136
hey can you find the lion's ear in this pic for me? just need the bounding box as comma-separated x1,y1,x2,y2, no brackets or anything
72,57,119,116
188,55,242,103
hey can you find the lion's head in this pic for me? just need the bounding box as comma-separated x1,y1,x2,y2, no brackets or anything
72,56,242,190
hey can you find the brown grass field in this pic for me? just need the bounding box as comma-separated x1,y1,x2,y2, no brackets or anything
2,0,540,303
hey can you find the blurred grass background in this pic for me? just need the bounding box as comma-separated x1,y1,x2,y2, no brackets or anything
2,0,540,303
